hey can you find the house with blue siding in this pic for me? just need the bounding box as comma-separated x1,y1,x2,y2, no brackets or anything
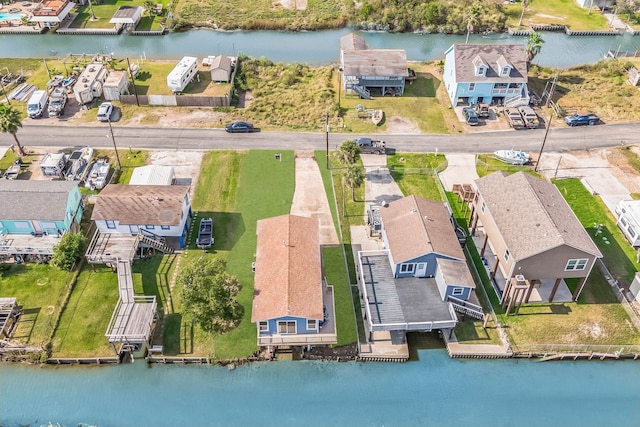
0,180,83,256
251,214,337,349
91,184,191,249
442,44,529,108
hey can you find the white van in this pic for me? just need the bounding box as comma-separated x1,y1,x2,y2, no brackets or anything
27,90,48,119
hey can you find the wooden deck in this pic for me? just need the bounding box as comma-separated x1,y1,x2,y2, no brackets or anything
0,233,61,255
0,297,17,338
85,230,139,264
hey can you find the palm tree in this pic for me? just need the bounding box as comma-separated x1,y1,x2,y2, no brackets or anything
465,3,482,44
335,139,360,165
343,164,364,202
88,0,97,20
518,0,531,27
0,104,25,156
526,32,544,68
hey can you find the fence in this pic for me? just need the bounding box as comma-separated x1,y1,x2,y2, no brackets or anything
120,92,231,107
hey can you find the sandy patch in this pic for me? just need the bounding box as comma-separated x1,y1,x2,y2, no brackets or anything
384,116,420,134
152,109,227,128
578,322,604,339
535,13,565,21
149,151,204,199
290,151,339,245
276,0,307,10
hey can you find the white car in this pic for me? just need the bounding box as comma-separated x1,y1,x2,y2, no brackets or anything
97,102,113,122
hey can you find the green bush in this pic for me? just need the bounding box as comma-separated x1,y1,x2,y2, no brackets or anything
51,232,88,271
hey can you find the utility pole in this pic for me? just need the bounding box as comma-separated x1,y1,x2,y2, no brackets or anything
325,113,330,170
0,79,10,105
107,118,122,170
534,110,552,172
126,57,140,106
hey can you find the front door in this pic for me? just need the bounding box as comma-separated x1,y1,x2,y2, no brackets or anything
31,221,43,234
415,263,427,277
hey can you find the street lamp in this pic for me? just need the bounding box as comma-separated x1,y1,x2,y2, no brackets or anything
107,117,121,170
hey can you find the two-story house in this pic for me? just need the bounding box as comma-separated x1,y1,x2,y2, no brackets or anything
470,172,602,304
251,214,337,350
442,44,529,108
0,180,83,257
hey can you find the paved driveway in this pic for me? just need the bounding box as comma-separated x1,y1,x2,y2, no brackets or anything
361,154,403,217
438,153,480,191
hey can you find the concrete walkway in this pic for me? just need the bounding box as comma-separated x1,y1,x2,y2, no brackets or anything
361,154,403,217
438,153,479,191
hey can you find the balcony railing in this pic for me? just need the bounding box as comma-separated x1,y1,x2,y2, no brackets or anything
258,333,337,346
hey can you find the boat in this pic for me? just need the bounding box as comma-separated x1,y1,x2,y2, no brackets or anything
3,158,22,180
196,218,214,249
371,110,384,125
493,150,531,165
62,76,76,88
65,146,93,181
85,159,109,190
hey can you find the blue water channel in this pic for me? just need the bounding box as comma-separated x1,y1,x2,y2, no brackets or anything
3,29,640,68
1,350,639,427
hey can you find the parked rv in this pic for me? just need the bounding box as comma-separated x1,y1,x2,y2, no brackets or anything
167,56,199,93
27,90,48,119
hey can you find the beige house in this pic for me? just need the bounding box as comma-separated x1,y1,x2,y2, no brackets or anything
470,172,602,304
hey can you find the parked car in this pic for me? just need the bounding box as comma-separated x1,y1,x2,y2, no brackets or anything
225,121,257,133
463,107,479,126
97,102,113,122
474,103,490,118
564,112,600,126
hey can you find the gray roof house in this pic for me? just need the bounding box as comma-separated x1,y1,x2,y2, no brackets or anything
442,44,529,107
470,172,602,305
339,32,409,99
209,55,233,83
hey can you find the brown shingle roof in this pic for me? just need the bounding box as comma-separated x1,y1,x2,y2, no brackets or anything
340,32,367,51
474,172,602,260
91,184,189,226
451,44,528,83
342,50,409,77
252,215,323,322
379,196,464,263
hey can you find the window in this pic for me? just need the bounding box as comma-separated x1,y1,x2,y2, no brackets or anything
468,83,475,91
259,321,268,332
400,263,415,273
628,226,636,239
14,221,29,229
504,249,510,262
161,225,170,230
145,225,155,230
278,321,296,334
476,66,486,76
481,202,486,213
452,288,464,296
307,319,317,330
106,220,116,229
565,259,588,271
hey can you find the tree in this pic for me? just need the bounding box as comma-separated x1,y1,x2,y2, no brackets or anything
178,258,243,334
51,232,88,271
526,32,544,67
335,139,360,165
465,3,482,44
518,0,531,27
0,104,26,156
144,0,156,15
343,164,365,202
88,0,97,20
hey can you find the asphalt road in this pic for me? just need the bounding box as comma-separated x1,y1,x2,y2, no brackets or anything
2,121,639,154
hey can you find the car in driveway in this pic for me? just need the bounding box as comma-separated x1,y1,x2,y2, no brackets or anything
564,113,600,126
97,102,113,122
462,107,479,126
225,121,257,133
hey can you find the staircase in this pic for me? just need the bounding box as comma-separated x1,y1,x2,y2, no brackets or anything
353,85,371,100
139,230,175,254
448,296,484,320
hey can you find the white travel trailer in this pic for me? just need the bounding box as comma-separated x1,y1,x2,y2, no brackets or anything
167,56,198,93
73,63,109,104
615,200,640,247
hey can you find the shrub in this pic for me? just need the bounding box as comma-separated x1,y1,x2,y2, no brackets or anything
51,232,88,271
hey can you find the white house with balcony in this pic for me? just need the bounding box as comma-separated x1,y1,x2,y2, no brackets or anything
442,44,529,108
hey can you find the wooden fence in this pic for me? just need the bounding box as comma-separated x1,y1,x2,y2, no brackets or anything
120,92,231,107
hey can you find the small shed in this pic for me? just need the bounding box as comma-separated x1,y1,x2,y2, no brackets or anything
109,6,144,31
208,56,233,83
129,165,175,186
40,152,67,178
103,70,129,101
434,258,475,301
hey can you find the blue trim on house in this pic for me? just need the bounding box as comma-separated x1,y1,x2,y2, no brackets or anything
257,316,321,337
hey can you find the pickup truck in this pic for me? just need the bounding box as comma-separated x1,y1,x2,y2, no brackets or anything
48,87,67,118
474,103,490,118
356,137,387,155
564,113,600,126
196,218,214,249
505,108,526,130
518,106,539,129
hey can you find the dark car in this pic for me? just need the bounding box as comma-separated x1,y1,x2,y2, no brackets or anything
564,113,600,126
225,121,256,133
463,107,479,126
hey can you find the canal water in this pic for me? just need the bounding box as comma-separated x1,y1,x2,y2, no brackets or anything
1,350,639,427
2,29,640,68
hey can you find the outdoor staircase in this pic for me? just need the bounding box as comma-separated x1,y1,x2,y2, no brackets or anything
139,230,175,254
447,296,484,320
353,85,372,100
504,86,530,108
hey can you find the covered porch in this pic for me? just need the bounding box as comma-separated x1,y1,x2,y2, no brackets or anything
0,232,62,257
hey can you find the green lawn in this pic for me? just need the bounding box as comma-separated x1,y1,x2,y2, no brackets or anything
108,149,149,184
0,264,74,349
387,153,447,200
323,246,357,346
476,154,543,178
70,0,168,29
503,0,609,30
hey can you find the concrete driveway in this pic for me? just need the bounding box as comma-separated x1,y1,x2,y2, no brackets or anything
438,153,479,191
361,154,403,216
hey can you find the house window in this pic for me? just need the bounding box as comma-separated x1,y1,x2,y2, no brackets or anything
452,288,464,296
14,221,29,229
278,321,296,334
161,225,170,230
502,67,510,76
106,220,116,229
504,249,510,262
307,319,317,330
628,226,636,239
400,263,415,273
476,66,486,76
565,259,589,271
481,202,486,213
620,218,628,227
145,225,155,230
468,83,475,91
259,321,268,332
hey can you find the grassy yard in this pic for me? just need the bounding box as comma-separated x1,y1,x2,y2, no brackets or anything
387,153,447,200
323,246,358,345
476,154,543,178
132,61,231,96
503,0,609,30
70,0,168,29
0,264,74,349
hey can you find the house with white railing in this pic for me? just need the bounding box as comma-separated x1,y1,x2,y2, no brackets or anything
442,44,530,108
